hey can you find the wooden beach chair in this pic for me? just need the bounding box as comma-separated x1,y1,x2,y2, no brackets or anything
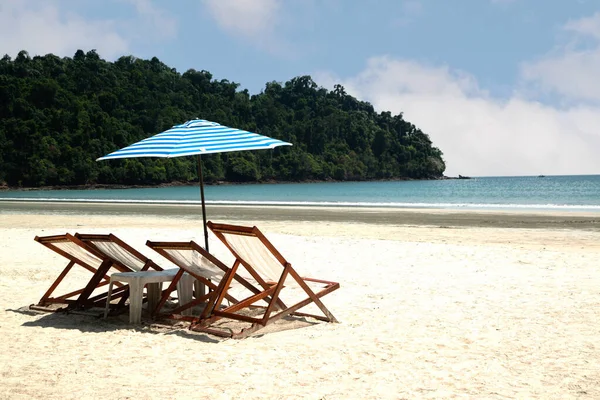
73,233,176,317
32,233,164,314
145,240,263,321
187,222,340,338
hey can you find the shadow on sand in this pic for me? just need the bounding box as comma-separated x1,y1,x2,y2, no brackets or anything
9,306,222,344
8,305,318,342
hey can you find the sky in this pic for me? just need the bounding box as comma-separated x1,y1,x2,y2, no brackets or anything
1,0,600,177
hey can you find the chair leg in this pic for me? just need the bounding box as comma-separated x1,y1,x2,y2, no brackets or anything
194,279,206,298
38,261,76,306
129,280,143,324
75,259,112,310
151,269,184,317
104,280,114,319
177,275,195,316
146,282,161,313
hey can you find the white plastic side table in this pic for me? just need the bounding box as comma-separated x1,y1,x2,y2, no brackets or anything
104,269,194,323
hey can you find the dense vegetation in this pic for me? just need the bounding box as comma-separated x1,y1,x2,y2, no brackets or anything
0,50,445,187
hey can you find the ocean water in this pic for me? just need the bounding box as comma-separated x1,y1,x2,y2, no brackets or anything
1,175,600,212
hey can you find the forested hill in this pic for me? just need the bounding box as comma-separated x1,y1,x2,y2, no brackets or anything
0,50,446,188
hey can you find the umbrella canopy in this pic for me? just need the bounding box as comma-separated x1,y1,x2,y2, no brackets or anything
96,119,291,160
97,119,292,250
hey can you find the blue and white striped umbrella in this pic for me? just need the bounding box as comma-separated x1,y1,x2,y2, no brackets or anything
97,119,292,161
97,119,292,251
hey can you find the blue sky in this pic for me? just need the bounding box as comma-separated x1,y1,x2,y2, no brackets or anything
1,0,600,176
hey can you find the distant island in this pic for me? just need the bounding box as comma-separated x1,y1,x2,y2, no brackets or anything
0,50,446,188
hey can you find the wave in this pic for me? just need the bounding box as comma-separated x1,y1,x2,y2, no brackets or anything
2,197,600,211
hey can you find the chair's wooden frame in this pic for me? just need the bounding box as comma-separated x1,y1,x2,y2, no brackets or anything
74,233,166,316
188,222,340,338
32,233,162,313
145,240,264,320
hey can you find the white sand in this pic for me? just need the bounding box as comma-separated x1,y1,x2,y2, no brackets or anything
0,211,599,399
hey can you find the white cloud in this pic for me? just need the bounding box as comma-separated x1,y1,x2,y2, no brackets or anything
564,11,600,39
0,0,129,59
315,56,600,177
312,12,600,177
393,0,423,27
121,0,177,40
522,12,600,103
202,0,290,55
202,0,280,39
0,0,176,60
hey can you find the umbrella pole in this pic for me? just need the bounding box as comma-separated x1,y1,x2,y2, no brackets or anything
197,155,209,252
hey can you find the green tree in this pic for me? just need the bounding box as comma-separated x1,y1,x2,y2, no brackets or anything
0,50,446,187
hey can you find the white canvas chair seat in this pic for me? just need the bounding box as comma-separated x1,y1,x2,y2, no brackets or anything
159,247,226,280
223,233,301,288
145,240,262,321
186,222,340,339
32,233,164,314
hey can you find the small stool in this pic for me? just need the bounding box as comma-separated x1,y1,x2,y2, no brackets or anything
104,269,194,323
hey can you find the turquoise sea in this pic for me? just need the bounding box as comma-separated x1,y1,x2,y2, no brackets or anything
1,175,600,212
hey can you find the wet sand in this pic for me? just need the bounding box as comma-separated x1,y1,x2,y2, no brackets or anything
2,200,600,230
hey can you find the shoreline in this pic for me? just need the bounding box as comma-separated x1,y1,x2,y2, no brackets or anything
0,175,453,192
2,200,600,231
2,174,599,192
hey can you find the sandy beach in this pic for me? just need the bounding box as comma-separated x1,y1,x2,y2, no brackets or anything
1,203,599,399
